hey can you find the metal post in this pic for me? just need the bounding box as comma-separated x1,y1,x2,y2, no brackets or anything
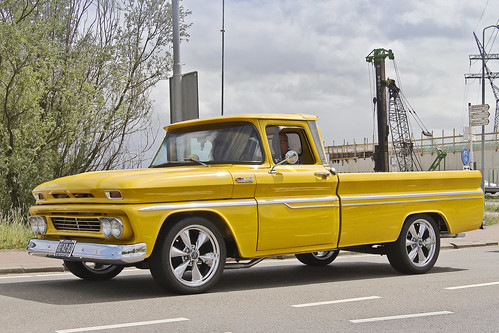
171,0,182,123
374,58,389,171
481,25,499,188
221,0,225,116
366,49,394,172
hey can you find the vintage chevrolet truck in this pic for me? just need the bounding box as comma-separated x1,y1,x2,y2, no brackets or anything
27,113,484,294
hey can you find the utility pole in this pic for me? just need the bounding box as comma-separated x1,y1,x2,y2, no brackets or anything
170,0,182,124
366,48,394,172
221,0,225,116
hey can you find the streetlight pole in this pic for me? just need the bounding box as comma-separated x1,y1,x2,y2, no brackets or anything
171,0,182,123
221,0,225,116
481,25,499,190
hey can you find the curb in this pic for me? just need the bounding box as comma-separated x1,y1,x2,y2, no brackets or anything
0,265,65,275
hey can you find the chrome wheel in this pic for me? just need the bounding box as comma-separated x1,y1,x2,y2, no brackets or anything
404,219,437,267
150,217,226,294
312,251,337,260
295,249,339,266
388,214,440,274
64,261,124,280
169,225,221,287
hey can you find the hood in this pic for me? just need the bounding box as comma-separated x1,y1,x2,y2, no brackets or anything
33,166,234,205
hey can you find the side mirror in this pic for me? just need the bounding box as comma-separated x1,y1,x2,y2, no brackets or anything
329,167,337,175
284,150,299,165
269,150,299,174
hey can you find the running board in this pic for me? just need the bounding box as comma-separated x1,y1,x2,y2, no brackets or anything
225,258,265,269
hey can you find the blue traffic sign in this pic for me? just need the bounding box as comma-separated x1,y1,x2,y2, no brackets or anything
461,148,470,165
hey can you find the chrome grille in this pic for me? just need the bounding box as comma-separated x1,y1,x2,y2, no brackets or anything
52,216,101,232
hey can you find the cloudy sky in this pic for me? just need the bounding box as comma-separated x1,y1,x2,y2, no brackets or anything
150,0,499,148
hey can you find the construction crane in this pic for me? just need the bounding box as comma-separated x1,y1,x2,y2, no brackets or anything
386,78,423,171
366,48,427,172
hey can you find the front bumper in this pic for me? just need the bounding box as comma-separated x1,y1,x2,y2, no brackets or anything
27,239,147,265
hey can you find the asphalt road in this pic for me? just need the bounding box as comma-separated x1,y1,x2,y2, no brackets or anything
1,246,498,332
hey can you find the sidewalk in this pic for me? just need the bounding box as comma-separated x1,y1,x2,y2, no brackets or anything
1,224,499,275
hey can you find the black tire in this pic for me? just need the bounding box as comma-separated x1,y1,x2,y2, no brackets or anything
295,250,339,266
387,214,440,274
149,217,226,294
64,261,124,280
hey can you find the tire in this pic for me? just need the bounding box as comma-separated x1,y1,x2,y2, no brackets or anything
64,261,124,280
295,250,339,266
149,217,226,294
387,214,440,274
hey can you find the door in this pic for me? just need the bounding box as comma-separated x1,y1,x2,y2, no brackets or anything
255,122,340,252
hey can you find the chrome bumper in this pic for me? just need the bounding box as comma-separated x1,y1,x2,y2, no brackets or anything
27,239,147,265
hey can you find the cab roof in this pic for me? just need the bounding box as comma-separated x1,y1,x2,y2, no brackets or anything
163,113,318,131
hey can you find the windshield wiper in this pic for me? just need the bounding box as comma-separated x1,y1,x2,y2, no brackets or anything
184,157,208,167
150,161,181,168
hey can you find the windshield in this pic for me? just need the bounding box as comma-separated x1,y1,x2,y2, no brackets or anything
150,122,264,167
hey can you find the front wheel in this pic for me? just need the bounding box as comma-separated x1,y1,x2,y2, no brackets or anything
387,214,440,274
295,250,339,266
150,217,226,294
64,261,124,280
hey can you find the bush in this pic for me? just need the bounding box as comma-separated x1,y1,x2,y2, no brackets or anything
0,207,35,249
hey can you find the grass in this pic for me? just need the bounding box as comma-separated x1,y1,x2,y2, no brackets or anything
485,214,498,226
485,204,499,213
0,207,35,250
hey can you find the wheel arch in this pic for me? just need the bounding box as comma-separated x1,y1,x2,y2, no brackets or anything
151,210,239,258
402,211,449,234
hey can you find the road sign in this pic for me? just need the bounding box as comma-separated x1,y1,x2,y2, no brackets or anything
470,118,490,126
461,148,470,165
470,111,490,119
469,110,490,119
469,104,490,112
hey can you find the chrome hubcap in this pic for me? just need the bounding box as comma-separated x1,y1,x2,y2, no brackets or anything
312,250,337,260
169,225,220,287
404,219,436,267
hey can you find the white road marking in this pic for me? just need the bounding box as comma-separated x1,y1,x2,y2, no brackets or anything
446,281,499,290
55,318,189,333
35,273,72,277
292,296,381,308
0,275,34,279
350,311,453,323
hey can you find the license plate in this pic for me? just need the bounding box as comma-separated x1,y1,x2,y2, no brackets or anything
54,240,76,258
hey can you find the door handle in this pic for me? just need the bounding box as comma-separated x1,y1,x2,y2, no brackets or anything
314,172,330,178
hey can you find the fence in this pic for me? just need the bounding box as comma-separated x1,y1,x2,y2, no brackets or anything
325,129,499,180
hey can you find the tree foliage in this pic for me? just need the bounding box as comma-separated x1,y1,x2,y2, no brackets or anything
0,0,190,211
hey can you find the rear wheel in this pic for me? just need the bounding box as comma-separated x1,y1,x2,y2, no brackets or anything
295,250,339,266
64,261,124,280
150,217,226,294
387,214,440,274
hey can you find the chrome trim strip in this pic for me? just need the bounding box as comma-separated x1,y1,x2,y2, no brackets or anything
27,239,147,264
341,190,483,202
257,197,339,205
139,199,257,212
284,203,340,209
342,196,484,207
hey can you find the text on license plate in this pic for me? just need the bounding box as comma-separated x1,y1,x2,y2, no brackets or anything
55,240,76,258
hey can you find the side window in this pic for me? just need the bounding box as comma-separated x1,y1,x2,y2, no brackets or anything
265,125,315,164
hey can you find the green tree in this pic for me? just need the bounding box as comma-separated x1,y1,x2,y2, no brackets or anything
0,0,190,211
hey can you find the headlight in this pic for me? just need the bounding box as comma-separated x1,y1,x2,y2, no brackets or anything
110,219,123,239
29,216,47,235
100,218,112,238
99,217,123,239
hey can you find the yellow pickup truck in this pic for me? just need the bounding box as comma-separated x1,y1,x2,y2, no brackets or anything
27,113,484,294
